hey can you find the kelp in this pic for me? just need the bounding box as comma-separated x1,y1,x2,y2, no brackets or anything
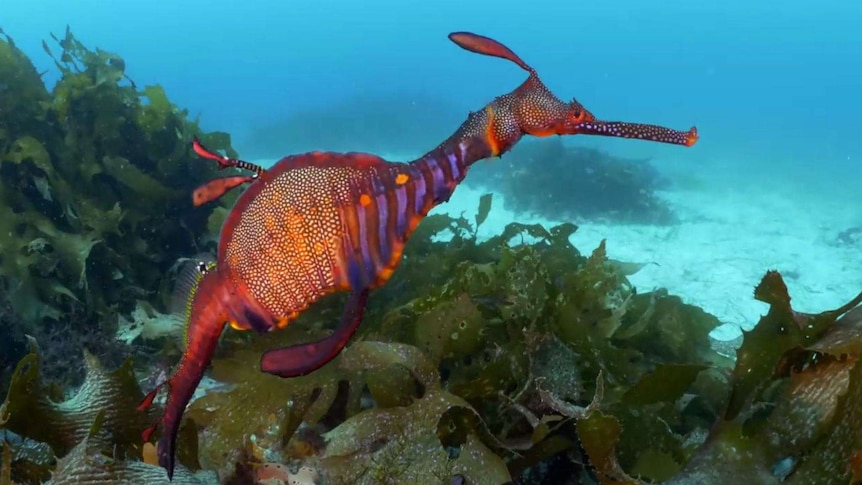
316,344,510,484
0,341,204,484
593,273,862,485
184,326,509,483
184,327,349,478
44,438,217,485
0,26,240,389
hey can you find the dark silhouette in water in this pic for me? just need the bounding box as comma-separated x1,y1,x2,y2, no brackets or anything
139,31,697,480
469,138,678,224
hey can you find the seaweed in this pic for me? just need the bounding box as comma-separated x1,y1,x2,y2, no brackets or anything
316,345,509,484
1,346,154,459
0,26,240,389
0,342,204,484
44,438,217,485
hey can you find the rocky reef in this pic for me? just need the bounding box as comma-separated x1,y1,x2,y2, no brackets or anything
468,138,675,225
2,28,862,485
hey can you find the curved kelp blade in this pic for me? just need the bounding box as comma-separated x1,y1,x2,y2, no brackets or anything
261,289,369,378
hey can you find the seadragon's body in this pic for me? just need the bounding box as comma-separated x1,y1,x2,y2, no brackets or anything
140,32,698,480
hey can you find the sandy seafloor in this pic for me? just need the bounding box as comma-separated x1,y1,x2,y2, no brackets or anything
442,182,861,342
252,155,862,343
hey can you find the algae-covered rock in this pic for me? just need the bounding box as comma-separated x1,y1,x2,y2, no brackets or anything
469,138,675,224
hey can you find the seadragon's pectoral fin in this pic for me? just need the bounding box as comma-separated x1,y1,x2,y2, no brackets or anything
260,289,369,378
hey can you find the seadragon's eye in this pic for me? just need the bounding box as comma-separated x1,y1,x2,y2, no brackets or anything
567,99,595,125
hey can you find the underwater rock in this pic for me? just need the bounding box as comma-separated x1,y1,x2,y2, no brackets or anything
468,138,675,225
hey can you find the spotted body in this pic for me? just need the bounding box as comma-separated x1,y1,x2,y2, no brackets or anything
220,144,482,331
141,31,699,481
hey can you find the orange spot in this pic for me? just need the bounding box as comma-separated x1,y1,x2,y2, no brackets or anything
313,241,326,256
275,313,296,329
408,215,422,232
484,106,501,156
359,194,372,206
685,127,699,147
228,320,247,331
395,173,409,185
378,267,394,282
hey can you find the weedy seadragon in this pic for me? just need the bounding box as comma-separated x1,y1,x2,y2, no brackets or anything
139,31,698,479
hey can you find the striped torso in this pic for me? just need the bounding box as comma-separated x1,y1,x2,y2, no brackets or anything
217,138,483,329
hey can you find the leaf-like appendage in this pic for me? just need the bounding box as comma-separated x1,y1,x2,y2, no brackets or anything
1,350,155,458
44,439,217,485
319,389,510,485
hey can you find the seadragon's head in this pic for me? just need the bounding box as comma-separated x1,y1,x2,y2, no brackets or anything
447,31,699,148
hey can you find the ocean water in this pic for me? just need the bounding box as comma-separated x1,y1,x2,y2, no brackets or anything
2,0,862,483
7,0,846,341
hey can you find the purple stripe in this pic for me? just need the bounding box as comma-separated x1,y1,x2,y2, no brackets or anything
395,185,408,235
376,193,389,262
413,170,427,213
447,152,461,181
356,204,372,279
425,158,447,198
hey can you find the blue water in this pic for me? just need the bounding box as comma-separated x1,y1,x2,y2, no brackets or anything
6,0,861,180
